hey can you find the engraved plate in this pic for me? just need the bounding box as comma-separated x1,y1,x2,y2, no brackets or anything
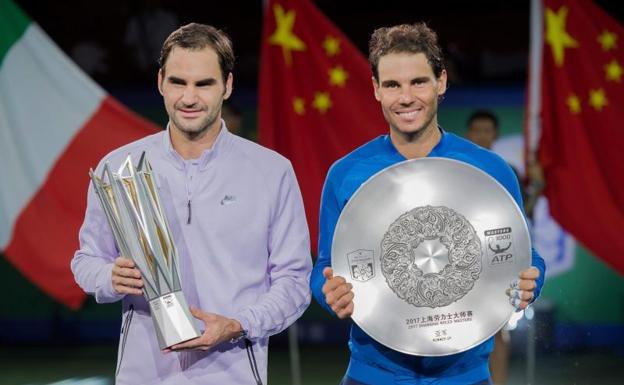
331,158,531,356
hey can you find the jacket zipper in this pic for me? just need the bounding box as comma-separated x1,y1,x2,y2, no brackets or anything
186,162,197,225
187,199,192,224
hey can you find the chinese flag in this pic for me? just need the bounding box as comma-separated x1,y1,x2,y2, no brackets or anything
536,0,624,274
258,0,386,253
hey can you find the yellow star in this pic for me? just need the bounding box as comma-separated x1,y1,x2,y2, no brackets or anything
545,6,578,67
323,36,341,57
312,92,332,114
566,94,581,114
597,30,617,51
293,97,305,115
605,59,623,82
588,88,608,111
269,4,306,66
328,66,349,87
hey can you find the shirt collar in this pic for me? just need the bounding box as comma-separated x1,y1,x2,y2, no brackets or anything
383,126,449,159
162,120,230,170
428,127,450,157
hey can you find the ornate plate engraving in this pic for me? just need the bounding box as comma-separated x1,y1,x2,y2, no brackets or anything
380,206,482,308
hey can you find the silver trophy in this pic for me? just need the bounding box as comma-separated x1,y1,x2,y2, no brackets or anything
90,152,200,349
332,158,531,356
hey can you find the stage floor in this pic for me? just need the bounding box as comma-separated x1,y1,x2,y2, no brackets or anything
1,345,622,384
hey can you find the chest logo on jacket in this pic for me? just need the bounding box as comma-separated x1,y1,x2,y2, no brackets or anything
220,195,237,205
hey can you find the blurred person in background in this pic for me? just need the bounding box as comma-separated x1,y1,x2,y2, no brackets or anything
465,109,499,150
311,23,545,385
72,23,311,385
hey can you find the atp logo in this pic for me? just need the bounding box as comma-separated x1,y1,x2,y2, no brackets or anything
484,227,515,266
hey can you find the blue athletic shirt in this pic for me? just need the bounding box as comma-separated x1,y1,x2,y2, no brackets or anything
311,130,546,385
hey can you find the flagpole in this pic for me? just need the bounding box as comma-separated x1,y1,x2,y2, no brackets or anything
525,5,542,384
526,0,543,163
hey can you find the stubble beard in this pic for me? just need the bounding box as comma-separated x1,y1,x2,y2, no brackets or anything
171,106,220,141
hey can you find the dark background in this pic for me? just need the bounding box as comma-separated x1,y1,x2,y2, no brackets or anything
16,0,624,89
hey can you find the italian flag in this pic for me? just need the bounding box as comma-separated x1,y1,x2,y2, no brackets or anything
0,0,158,309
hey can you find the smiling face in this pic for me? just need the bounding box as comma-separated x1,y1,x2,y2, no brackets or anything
158,46,232,140
373,52,447,140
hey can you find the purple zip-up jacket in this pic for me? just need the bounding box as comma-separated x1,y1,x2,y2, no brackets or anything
71,123,312,384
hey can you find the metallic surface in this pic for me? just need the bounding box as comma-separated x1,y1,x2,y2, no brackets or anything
90,153,200,349
332,158,530,356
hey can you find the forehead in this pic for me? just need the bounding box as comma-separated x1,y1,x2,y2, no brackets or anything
163,46,222,80
377,52,434,80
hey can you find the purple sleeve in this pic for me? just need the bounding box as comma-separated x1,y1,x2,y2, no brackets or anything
70,179,125,304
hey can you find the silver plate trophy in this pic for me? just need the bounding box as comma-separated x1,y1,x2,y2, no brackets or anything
90,152,200,349
332,158,531,356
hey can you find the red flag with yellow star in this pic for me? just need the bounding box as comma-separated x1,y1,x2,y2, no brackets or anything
258,0,386,253
532,0,624,274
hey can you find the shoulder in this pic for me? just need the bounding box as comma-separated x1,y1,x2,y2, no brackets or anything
444,133,514,174
443,133,519,191
327,136,387,183
229,134,293,178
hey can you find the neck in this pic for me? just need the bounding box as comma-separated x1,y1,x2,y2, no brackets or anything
169,121,222,160
390,122,441,159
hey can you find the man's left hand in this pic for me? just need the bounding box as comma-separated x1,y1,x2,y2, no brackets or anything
506,266,540,310
164,306,242,352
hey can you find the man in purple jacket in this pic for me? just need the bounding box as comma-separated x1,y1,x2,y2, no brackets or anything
71,23,312,384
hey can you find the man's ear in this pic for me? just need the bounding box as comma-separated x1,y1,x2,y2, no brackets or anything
437,69,448,97
372,76,381,101
157,69,164,96
223,72,233,100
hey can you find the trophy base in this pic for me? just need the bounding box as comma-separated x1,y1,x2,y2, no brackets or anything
149,291,201,350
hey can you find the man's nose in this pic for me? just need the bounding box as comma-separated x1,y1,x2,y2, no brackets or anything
181,86,198,105
398,87,415,105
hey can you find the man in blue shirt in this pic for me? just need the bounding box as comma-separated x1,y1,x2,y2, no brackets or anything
310,23,545,385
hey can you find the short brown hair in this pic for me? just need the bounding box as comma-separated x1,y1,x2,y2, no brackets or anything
159,23,235,83
368,23,445,81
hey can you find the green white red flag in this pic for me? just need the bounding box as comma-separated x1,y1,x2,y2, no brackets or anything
0,0,158,308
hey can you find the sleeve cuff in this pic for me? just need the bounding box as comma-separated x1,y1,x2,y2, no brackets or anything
233,309,256,339
94,263,125,303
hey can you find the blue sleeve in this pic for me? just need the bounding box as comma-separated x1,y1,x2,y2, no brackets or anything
310,165,341,316
530,246,546,300
494,160,546,300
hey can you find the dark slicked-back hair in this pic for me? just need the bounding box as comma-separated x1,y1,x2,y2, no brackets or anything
158,23,234,83
368,22,445,81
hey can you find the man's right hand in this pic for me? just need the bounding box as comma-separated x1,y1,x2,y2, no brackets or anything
321,267,354,319
112,257,143,295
